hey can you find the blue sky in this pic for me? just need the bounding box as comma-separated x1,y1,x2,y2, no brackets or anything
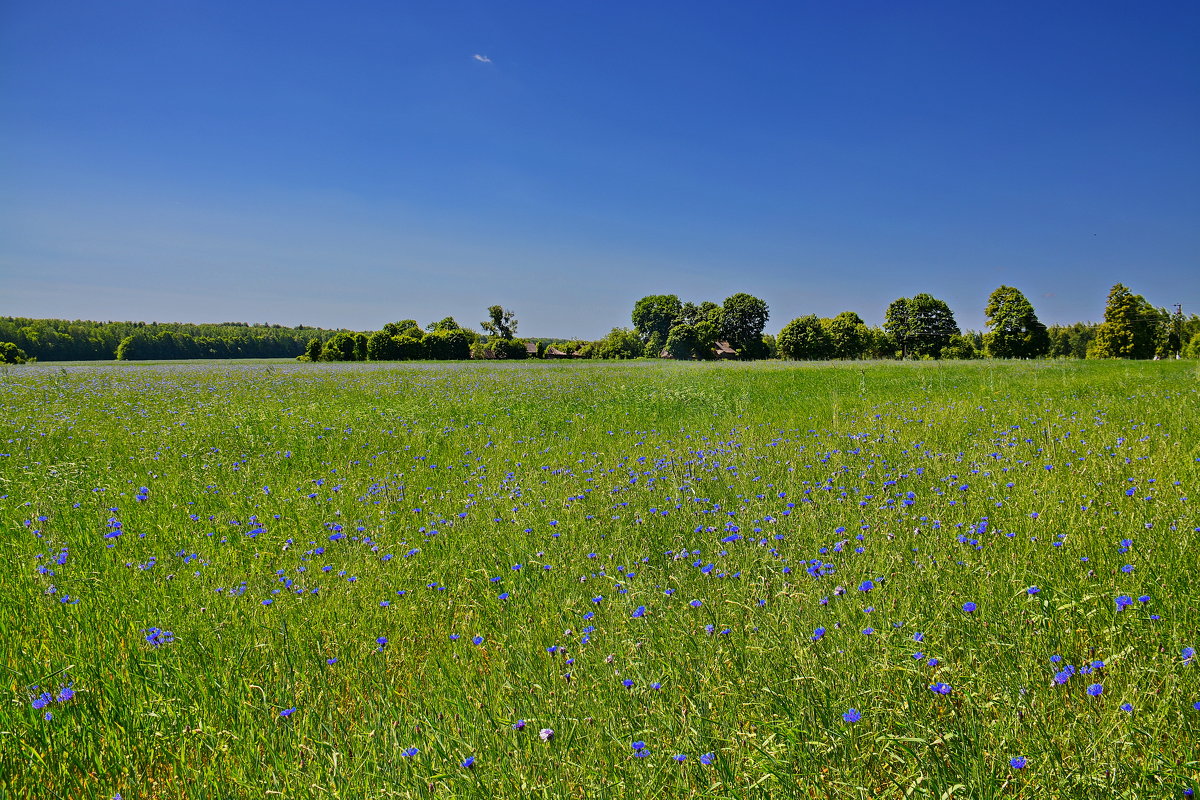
2,1,1197,337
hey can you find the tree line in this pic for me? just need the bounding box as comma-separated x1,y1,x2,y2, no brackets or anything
1,284,1196,365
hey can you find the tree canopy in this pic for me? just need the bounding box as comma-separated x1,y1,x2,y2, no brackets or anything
884,294,959,358
984,286,1049,358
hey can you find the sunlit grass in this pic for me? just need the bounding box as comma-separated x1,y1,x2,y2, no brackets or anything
1,359,1197,798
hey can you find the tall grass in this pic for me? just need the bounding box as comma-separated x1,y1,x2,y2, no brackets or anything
1,359,1197,798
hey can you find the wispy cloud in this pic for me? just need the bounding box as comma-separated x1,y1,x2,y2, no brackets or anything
472,54,492,64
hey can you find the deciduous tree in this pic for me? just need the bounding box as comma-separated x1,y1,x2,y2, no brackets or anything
720,293,769,358
884,294,959,358
983,286,1049,358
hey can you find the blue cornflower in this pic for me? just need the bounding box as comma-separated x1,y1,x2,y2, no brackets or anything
913,632,924,642
1116,595,1133,610
811,627,826,641
143,627,175,647
1184,647,1196,664
1087,683,1103,697
622,679,634,688
513,720,526,730
1120,703,1133,713
843,708,862,723
858,580,874,592
632,606,646,618
699,752,715,765
861,628,875,635
326,658,338,665
1026,586,1040,595
55,685,75,703
962,602,977,613
673,754,687,762
690,599,702,608
1009,756,1027,769
472,636,484,645
280,707,296,717
929,682,951,695
31,690,52,710
400,747,418,757
631,740,646,750
461,756,475,768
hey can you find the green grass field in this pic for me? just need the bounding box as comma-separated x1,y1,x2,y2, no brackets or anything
2,359,1197,799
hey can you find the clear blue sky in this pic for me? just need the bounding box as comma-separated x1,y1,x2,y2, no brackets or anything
2,1,1197,337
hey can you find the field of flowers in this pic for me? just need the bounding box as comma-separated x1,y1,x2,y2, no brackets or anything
1,358,1197,799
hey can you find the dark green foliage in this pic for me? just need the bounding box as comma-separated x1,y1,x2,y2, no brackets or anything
304,337,322,361
631,295,683,344
884,294,959,358
821,311,870,359
720,293,769,357
664,323,699,360
1048,322,1098,358
643,331,665,359
0,341,30,363
983,286,1049,358
1087,284,1163,359
321,332,360,362
425,329,471,360
366,330,398,361
940,333,981,359
594,328,643,359
1,317,326,361
480,307,518,340
392,332,426,360
425,317,461,333
777,315,832,360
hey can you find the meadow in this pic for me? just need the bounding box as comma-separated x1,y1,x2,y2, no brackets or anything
1,358,1197,799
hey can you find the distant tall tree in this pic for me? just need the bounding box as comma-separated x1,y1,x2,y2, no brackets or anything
632,295,683,344
425,317,460,332
720,293,769,358
1088,284,1161,359
884,294,959,358
983,286,1049,358
821,311,870,359
777,315,832,360
480,307,518,340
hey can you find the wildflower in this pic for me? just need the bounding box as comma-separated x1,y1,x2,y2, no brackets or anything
690,599,702,608
326,657,338,665
811,627,826,641
513,720,526,730
673,754,687,762
1121,703,1133,713
400,747,419,757
1116,595,1133,610
861,628,875,635
622,679,634,688
1009,756,1027,769
699,752,715,764
472,636,484,645
280,707,296,717
461,756,475,768
1087,683,1103,697
929,682,951,695
539,728,554,741
843,708,862,723
143,627,175,647
1026,586,1040,595
962,602,976,613
858,580,874,592
1183,647,1195,664
55,685,75,703
632,606,646,618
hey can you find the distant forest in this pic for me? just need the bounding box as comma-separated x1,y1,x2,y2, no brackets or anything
2,283,1197,364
